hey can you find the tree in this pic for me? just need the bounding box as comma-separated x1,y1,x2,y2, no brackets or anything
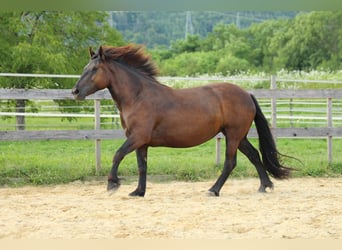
273,12,342,71
170,34,202,54
247,18,291,72
0,11,123,129
161,24,255,76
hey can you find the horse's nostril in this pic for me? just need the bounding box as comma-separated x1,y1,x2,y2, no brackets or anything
72,88,79,95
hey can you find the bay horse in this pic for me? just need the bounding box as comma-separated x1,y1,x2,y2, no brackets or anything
72,44,291,197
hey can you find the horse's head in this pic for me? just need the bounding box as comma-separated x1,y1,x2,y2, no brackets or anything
72,46,111,100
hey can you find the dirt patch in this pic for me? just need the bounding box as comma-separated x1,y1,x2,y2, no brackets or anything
0,177,341,239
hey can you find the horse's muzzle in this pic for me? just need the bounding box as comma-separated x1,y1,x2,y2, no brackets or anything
71,87,79,96
72,88,84,100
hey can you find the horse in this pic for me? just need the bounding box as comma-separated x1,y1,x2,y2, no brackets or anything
72,44,291,197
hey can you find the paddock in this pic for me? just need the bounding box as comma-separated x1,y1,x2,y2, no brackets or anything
1,177,341,239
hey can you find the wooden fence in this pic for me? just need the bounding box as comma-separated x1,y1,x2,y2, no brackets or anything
1,84,342,171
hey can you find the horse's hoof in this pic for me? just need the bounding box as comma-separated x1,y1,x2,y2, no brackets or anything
129,189,145,197
207,189,220,197
107,180,120,193
258,183,274,193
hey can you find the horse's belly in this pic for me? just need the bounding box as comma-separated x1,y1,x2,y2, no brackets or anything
150,134,216,148
150,121,219,148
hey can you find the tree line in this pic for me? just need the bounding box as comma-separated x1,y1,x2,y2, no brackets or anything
1,11,340,85
151,11,342,76
110,11,298,48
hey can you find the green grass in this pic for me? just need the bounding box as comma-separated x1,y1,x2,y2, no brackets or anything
0,114,121,131
0,138,341,186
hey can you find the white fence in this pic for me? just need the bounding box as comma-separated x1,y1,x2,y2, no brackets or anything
1,74,342,171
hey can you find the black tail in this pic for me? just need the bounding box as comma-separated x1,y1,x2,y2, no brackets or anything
251,94,291,179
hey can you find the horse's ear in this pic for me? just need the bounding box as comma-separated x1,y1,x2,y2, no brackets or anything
89,47,95,58
98,46,105,61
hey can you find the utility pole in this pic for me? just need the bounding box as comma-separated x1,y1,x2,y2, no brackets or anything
236,11,240,29
185,11,194,39
107,11,113,28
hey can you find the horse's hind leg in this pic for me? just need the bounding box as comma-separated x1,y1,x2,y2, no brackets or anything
209,136,239,196
238,137,273,192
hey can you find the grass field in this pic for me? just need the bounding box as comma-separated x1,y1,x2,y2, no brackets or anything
0,137,341,186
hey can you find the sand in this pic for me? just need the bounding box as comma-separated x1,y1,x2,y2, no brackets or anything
0,177,341,239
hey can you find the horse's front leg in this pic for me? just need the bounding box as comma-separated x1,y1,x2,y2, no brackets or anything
129,145,148,197
107,137,141,192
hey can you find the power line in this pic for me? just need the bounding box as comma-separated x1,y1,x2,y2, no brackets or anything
185,11,194,39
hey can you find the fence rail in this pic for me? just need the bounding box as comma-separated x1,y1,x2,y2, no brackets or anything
1,81,342,170
2,72,342,84
1,87,342,99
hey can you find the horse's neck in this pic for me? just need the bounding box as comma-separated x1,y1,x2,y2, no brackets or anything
107,65,144,108
107,62,170,109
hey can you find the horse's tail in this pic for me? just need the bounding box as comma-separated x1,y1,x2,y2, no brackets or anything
250,94,291,179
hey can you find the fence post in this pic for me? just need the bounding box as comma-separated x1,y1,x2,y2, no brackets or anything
94,99,101,173
271,75,277,139
215,133,222,165
289,98,293,128
327,98,333,165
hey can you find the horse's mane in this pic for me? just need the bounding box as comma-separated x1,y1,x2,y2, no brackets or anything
101,44,159,79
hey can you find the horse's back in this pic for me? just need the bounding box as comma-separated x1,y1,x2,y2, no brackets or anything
205,82,252,101
189,82,256,118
